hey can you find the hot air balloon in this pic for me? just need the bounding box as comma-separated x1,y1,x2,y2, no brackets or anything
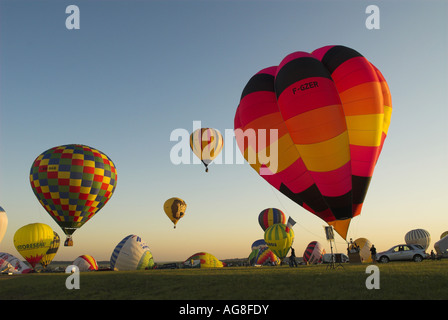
254,246,280,266
73,255,99,271
349,237,372,262
264,223,294,260
235,45,392,240
190,128,223,172
405,229,431,250
258,208,286,231
0,206,7,246
184,252,224,268
29,144,117,246
303,241,326,264
440,231,448,240
163,197,187,228
110,235,154,271
40,231,60,268
251,239,267,251
0,252,33,274
13,223,54,269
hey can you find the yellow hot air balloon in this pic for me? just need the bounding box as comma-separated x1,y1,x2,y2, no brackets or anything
190,128,223,172
14,223,54,269
163,197,187,228
264,223,294,261
40,231,60,268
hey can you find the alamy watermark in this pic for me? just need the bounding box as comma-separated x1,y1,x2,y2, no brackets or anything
169,121,279,175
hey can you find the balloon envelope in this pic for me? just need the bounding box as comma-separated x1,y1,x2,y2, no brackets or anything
13,223,54,268
255,246,280,265
73,255,99,271
29,144,118,246
184,252,224,268
0,252,33,274
303,241,325,264
163,197,187,228
405,229,431,250
349,237,372,262
40,231,60,268
190,128,223,172
251,239,267,251
235,45,392,240
0,206,7,246
258,208,286,231
110,235,154,271
264,223,294,259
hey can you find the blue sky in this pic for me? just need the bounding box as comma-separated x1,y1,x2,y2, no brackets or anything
0,0,447,262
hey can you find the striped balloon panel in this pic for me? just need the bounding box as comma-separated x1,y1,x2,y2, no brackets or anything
405,229,431,250
312,45,391,217
29,144,117,236
371,64,392,164
110,235,154,271
258,208,286,231
264,224,294,259
190,128,224,166
251,239,267,251
76,255,99,271
110,235,132,269
303,241,325,264
235,67,333,222
40,231,60,268
275,51,352,221
256,246,279,265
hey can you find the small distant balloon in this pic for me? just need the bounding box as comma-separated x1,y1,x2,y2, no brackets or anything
405,229,431,250
190,128,223,172
258,208,286,231
163,197,187,228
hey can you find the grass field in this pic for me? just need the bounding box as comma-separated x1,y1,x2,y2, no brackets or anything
1,260,447,300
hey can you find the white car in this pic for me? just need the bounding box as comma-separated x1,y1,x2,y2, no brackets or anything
376,244,427,263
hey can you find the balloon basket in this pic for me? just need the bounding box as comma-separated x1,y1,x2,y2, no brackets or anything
64,237,73,246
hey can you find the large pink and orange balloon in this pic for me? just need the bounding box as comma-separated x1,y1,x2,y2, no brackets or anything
234,45,392,240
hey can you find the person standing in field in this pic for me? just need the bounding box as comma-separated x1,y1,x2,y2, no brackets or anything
289,247,298,267
370,244,377,263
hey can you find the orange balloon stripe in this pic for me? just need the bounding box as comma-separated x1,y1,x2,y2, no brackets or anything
285,104,347,145
338,82,383,116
